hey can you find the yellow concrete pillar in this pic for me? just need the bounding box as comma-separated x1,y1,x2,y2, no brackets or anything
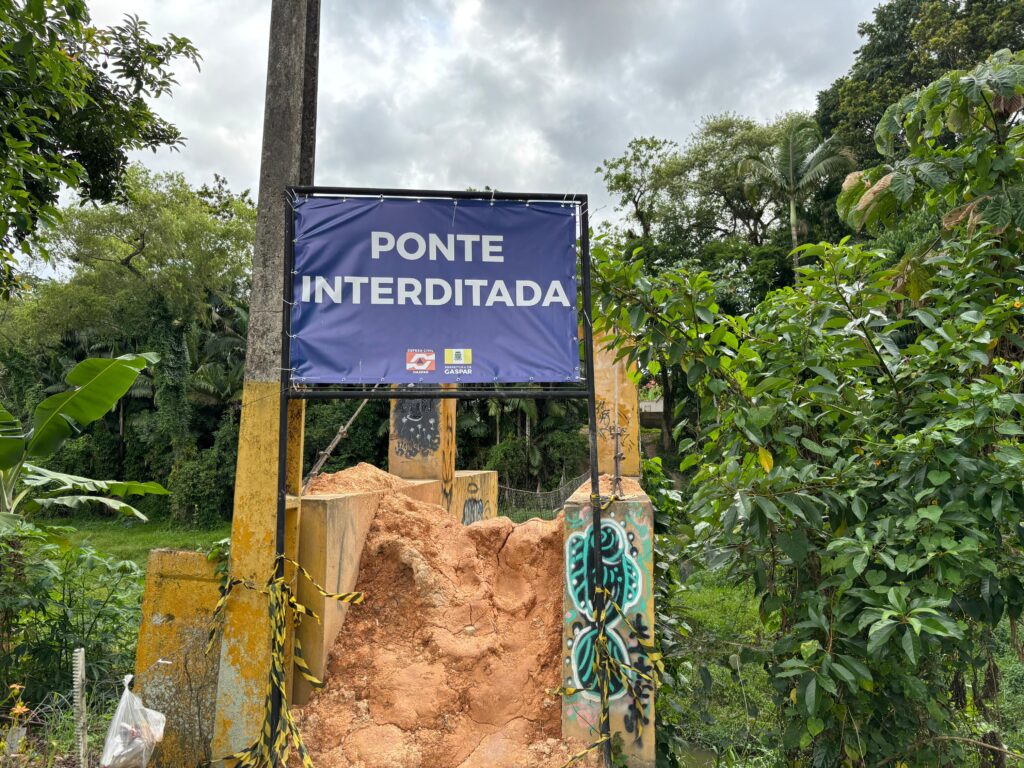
562,487,656,766
211,0,317,749
594,334,641,476
388,396,457,510
452,469,498,524
212,387,303,754
135,550,222,768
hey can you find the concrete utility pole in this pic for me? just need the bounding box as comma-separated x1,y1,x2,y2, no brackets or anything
212,0,320,754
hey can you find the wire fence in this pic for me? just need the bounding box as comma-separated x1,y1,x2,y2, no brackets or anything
500,470,589,523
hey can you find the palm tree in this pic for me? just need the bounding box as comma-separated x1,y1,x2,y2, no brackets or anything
740,116,855,269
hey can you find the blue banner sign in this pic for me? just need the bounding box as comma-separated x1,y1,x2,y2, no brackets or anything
290,196,580,384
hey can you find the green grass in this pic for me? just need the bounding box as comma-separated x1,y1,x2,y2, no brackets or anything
37,517,232,570
672,569,778,756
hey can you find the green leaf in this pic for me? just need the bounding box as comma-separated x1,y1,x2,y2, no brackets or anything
21,464,168,497
807,717,825,737
927,470,950,486
27,354,155,459
902,628,916,665
29,495,148,521
0,406,25,470
830,661,857,687
867,621,898,655
802,674,817,715
918,506,943,524
779,530,810,564
837,654,873,689
809,366,837,384
890,171,916,203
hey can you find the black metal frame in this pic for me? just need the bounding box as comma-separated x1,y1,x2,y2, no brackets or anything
271,185,607,757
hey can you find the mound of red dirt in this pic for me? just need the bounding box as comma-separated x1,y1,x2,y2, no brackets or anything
305,462,411,495
295,474,598,768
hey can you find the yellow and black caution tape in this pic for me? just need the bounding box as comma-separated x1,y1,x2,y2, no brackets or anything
206,554,363,767
561,734,612,766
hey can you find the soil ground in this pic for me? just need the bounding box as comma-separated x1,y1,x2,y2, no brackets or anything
296,466,599,768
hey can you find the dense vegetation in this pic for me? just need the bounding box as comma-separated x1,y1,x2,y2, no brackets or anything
2,0,1024,766
599,34,1024,768
0,0,199,298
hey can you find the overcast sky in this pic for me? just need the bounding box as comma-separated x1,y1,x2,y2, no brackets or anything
88,0,877,222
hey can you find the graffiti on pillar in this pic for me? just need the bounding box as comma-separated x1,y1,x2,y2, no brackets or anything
393,399,440,458
596,398,633,439
461,480,491,525
564,511,653,736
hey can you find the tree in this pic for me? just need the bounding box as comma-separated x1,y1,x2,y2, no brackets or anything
739,115,855,266
0,354,166,524
658,114,779,249
598,52,1024,765
839,49,1024,253
0,168,254,523
0,0,199,297
816,0,1024,166
595,124,797,465
596,136,677,241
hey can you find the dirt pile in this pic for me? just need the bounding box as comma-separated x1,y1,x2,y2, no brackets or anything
305,462,411,495
295,471,598,768
572,474,644,499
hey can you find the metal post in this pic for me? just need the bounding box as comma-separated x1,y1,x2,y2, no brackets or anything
73,647,87,768
578,199,611,766
269,200,296,738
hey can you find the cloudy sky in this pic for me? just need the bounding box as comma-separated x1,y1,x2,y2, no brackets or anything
89,0,877,221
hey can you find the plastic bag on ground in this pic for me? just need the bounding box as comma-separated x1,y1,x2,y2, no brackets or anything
100,675,166,768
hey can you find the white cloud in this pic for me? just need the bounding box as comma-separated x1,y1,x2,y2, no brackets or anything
85,0,875,222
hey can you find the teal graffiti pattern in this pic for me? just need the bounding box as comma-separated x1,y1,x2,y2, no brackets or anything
564,517,642,701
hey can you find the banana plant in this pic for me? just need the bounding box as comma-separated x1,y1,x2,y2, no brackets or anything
0,353,167,529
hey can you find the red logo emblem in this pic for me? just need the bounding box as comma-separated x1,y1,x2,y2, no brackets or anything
406,349,435,372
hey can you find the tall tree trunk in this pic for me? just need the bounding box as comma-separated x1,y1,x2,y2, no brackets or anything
118,398,126,468
658,367,674,456
790,196,800,271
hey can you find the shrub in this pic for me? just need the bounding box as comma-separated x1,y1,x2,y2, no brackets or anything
485,436,531,489
167,411,239,526
0,525,142,705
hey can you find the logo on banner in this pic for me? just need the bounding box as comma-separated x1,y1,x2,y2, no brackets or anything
406,349,435,372
444,347,473,375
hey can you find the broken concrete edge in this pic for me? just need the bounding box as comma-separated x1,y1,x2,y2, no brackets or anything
561,491,656,768
566,476,643,504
